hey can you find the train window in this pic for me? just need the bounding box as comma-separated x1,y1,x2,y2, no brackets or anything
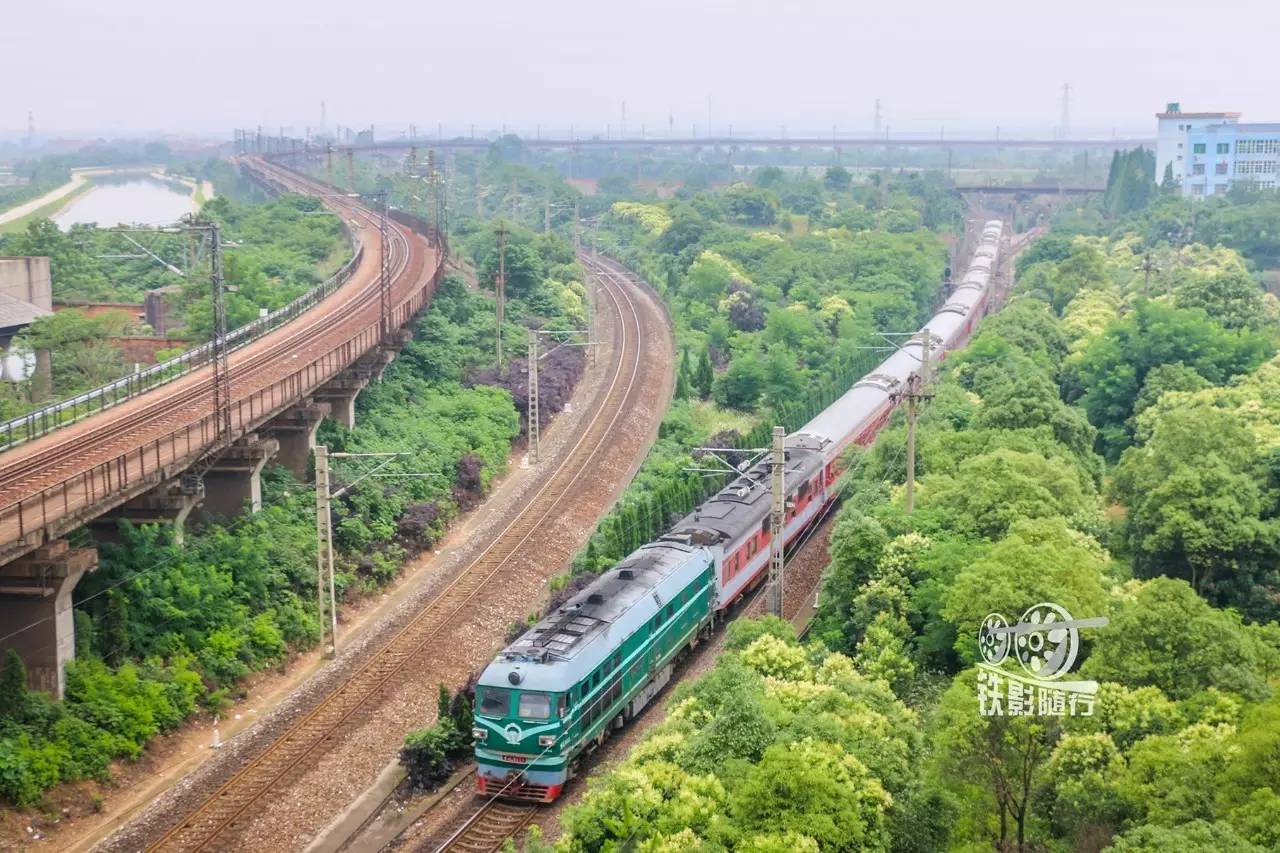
557,694,569,717
611,652,622,671
760,519,769,537
798,481,810,498
476,687,512,718
665,604,674,621
518,692,552,720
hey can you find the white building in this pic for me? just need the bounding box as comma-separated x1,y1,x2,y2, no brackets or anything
1155,103,1240,185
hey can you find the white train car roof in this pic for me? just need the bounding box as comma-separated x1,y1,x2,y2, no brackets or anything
798,221,1004,446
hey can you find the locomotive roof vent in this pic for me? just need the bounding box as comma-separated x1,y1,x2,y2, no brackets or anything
508,670,523,685
587,593,605,605
618,568,634,580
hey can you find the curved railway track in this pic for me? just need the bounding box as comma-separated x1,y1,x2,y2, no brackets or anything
0,158,425,550
140,246,651,852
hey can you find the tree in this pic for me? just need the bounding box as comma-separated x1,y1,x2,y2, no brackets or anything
713,351,767,410
729,740,892,852
1075,300,1274,459
1081,577,1277,701
0,649,27,721
811,511,889,651
1112,402,1277,593
929,671,1060,852
1175,267,1267,330
824,165,852,192
723,184,780,226
921,449,1097,540
693,346,715,398
942,518,1110,662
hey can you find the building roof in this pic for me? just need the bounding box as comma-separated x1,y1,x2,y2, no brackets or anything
0,291,52,332
1157,111,1241,120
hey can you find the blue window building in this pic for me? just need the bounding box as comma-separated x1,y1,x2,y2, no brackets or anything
1183,123,1280,197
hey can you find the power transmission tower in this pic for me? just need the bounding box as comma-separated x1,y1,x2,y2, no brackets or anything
873,98,882,136
766,425,786,618
496,222,507,371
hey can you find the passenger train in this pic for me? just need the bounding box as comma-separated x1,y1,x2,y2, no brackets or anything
470,220,1005,802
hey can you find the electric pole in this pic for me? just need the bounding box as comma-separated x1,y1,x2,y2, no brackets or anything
544,184,552,234
314,445,338,657
325,143,334,188
901,329,933,514
766,425,786,618
346,148,355,191
377,192,391,340
528,328,540,464
496,222,507,371
208,222,233,447
1135,251,1160,298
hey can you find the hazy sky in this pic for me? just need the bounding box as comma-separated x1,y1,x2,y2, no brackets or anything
3,0,1278,139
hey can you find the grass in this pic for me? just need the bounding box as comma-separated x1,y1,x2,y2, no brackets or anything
689,399,760,438
0,180,94,235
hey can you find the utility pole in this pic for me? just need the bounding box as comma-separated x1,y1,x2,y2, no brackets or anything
766,425,786,618
573,199,581,254
527,328,540,464
1135,251,1160,298
208,222,233,447
377,192,391,340
901,329,933,514
325,143,334,187
544,184,552,234
496,222,507,371
314,444,338,657
345,148,355,191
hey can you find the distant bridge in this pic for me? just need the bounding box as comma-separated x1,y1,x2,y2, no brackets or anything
954,184,1105,195
245,133,1154,156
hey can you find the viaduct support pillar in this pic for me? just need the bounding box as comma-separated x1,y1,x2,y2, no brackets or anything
0,541,98,698
87,478,206,547
315,377,369,430
268,400,331,479
197,434,280,522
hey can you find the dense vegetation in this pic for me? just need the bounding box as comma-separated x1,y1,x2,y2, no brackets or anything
0,193,349,416
568,167,961,577
550,184,1280,851
0,199,590,805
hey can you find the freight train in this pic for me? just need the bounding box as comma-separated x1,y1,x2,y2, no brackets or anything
470,220,1005,802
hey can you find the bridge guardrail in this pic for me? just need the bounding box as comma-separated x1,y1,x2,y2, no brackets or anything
0,176,363,453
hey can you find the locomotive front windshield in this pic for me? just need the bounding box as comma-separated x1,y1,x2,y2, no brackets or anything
476,686,512,717
517,692,552,720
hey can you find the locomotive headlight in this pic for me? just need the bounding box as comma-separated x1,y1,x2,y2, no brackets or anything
472,728,486,743
538,735,557,747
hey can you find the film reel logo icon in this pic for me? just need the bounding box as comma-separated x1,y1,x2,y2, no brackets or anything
978,603,1107,681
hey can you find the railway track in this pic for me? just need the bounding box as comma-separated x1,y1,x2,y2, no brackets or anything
0,157,428,554
140,245,650,852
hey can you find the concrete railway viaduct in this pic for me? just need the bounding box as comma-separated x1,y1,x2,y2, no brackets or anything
0,156,445,697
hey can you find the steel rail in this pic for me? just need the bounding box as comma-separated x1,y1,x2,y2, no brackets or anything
0,165,367,453
141,242,650,852
0,159,431,555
